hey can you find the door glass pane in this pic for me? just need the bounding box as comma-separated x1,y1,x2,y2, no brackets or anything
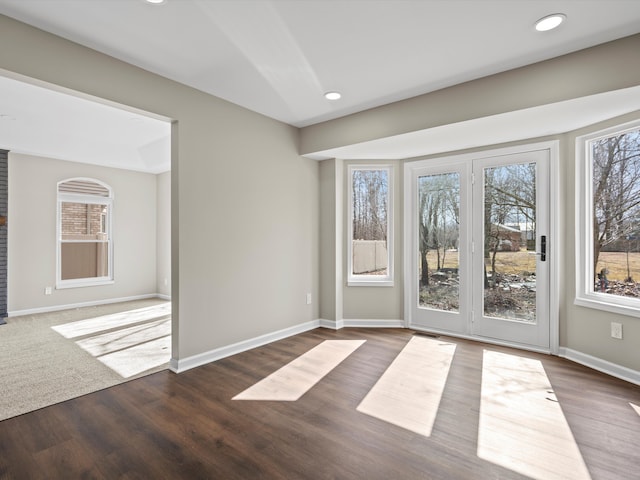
418,172,460,311
483,163,537,323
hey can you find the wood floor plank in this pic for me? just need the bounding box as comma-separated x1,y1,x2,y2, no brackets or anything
1,328,639,479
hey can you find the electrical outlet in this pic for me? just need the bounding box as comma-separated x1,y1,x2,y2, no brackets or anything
611,322,623,339
44,286,52,295
306,293,312,305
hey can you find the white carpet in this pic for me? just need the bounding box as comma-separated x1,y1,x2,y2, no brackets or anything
0,299,170,421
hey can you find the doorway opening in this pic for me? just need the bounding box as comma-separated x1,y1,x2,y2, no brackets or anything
0,72,173,419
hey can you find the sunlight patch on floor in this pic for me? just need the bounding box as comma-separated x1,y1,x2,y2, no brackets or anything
97,335,171,378
356,336,456,437
51,303,172,378
478,350,591,480
631,403,640,416
233,340,365,401
76,318,171,356
51,303,171,339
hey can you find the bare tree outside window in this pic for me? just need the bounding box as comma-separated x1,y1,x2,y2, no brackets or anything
351,168,390,278
418,172,460,311
591,127,640,298
483,163,537,322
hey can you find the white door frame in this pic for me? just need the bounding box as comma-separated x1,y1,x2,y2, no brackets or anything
404,141,560,354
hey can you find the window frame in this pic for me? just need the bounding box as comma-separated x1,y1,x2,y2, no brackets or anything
575,118,640,317
347,164,394,287
56,178,114,289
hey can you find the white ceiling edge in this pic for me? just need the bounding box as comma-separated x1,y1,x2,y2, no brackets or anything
304,86,640,161
0,70,172,174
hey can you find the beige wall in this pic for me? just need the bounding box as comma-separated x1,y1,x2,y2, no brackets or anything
156,171,171,298
562,111,640,371
301,34,640,156
8,153,157,312
342,160,403,320
4,13,639,375
319,158,343,323
0,15,320,364
312,36,640,374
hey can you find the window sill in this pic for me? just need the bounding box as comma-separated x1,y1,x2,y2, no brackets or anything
56,278,114,290
347,279,394,287
574,294,640,319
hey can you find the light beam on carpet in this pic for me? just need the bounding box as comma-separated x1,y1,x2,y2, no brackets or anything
233,340,365,401
97,335,171,378
478,350,591,480
356,335,456,437
51,303,171,338
75,318,170,356
51,303,172,378
631,403,640,417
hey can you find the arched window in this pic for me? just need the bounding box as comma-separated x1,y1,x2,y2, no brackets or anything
57,178,113,288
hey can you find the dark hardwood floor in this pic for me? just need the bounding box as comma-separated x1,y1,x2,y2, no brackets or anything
1,328,639,479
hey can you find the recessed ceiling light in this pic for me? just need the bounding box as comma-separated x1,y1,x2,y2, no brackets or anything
535,13,566,32
324,91,342,101
145,0,166,4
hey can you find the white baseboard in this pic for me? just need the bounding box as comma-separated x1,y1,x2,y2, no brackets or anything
170,319,321,373
559,347,640,386
319,318,404,329
8,293,168,317
318,318,344,330
344,319,404,328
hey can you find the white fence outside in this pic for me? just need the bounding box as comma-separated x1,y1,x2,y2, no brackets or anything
353,240,388,274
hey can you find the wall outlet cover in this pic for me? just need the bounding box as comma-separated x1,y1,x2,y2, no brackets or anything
611,322,623,339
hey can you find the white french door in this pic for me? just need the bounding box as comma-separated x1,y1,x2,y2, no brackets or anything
405,145,552,351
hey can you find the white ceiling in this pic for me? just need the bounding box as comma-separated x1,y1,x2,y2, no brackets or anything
1,0,640,169
0,74,172,173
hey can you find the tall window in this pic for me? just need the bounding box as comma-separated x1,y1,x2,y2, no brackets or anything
576,120,640,316
57,178,113,288
348,165,393,286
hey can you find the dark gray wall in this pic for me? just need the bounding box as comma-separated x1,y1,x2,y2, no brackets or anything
0,149,7,322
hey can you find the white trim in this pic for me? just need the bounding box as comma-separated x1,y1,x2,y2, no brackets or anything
347,280,394,287
547,141,561,355
165,317,640,387
403,141,560,353
170,319,321,373
319,318,345,330
56,177,114,289
574,296,640,318
559,347,640,386
404,158,472,333
408,324,552,355
575,118,640,316
343,318,404,328
55,278,115,289
403,162,413,328
8,293,165,317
